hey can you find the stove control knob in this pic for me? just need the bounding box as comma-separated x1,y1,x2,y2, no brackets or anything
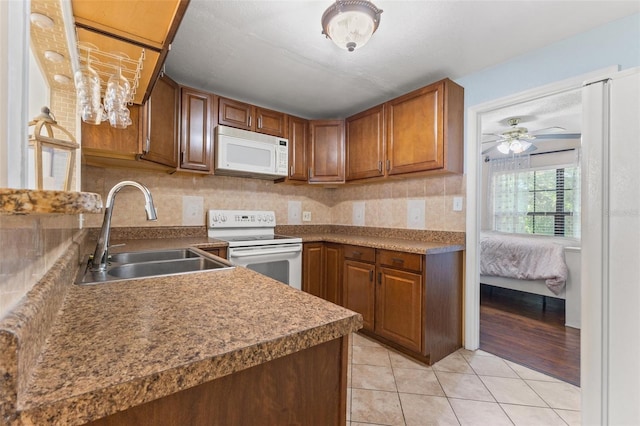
221,215,227,222
267,214,274,222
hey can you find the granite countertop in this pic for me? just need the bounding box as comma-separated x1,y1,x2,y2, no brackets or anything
295,233,465,255
13,244,361,425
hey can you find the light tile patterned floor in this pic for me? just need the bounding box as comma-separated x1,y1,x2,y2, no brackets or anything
347,333,581,426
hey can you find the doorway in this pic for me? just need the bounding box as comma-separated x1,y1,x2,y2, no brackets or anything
476,89,582,385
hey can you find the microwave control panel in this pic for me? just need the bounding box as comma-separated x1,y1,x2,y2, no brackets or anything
276,140,288,174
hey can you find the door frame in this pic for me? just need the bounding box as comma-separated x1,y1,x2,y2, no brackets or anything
464,65,618,421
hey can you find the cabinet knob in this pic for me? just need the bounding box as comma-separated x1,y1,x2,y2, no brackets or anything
369,270,373,282
377,272,382,284
378,161,383,173
248,116,252,128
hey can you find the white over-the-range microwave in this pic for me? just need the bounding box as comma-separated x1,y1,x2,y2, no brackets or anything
214,125,289,180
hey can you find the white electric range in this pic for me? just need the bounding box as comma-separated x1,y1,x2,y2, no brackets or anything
207,209,302,289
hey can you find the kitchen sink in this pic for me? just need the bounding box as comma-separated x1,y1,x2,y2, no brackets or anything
76,247,234,285
109,248,203,264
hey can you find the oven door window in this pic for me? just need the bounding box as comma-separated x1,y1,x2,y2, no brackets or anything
227,243,302,290
244,260,290,285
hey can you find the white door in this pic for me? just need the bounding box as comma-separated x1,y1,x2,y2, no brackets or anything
581,67,640,425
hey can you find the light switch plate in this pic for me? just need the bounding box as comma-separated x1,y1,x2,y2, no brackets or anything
182,195,203,226
353,202,365,226
453,196,464,212
288,201,302,224
407,199,425,229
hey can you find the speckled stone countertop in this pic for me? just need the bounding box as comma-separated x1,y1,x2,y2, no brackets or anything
0,189,102,215
297,233,464,255
6,237,361,425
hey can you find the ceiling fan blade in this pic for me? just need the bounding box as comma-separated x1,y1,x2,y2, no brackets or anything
532,133,581,140
481,142,499,155
530,126,566,135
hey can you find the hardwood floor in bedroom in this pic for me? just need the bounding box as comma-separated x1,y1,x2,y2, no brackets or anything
479,284,580,386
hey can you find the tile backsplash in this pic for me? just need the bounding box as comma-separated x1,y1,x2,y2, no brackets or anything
82,165,466,232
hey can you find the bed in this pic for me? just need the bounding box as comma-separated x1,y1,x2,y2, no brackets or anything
480,231,581,328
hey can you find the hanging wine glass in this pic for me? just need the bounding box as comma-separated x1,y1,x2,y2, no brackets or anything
74,47,105,125
105,56,132,128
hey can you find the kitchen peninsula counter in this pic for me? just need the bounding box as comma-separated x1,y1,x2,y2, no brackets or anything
296,233,464,255
2,235,361,425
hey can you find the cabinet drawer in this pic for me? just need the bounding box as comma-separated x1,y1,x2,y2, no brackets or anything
377,250,423,273
343,245,375,263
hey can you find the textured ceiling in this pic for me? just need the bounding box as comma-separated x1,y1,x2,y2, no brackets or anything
165,0,639,120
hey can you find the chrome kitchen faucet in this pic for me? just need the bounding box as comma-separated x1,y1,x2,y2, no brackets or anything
90,180,157,272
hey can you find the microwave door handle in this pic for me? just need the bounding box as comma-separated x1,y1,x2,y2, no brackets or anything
230,246,302,258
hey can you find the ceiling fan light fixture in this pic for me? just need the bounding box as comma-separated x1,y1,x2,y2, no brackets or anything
321,0,383,52
497,141,511,154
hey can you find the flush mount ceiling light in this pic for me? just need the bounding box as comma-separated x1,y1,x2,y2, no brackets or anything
30,12,54,30
321,0,383,52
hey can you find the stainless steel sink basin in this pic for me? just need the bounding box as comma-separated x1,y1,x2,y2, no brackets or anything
76,247,234,285
109,248,202,264
108,257,225,279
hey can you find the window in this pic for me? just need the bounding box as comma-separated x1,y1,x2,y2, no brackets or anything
491,162,580,238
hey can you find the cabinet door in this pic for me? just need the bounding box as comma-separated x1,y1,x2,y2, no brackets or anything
324,243,343,306
303,243,325,298
201,247,228,259
140,74,179,167
309,120,345,183
346,104,385,181
180,88,213,172
218,97,253,131
287,115,309,181
375,267,423,353
255,107,287,137
386,82,444,175
343,260,375,331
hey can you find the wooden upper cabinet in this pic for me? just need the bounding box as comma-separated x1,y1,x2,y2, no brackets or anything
386,78,463,176
345,104,385,181
140,74,179,168
287,116,309,181
218,97,287,137
218,97,252,131
255,107,287,138
180,87,213,172
308,120,345,184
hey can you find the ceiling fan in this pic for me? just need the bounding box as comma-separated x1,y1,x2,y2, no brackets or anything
481,117,567,155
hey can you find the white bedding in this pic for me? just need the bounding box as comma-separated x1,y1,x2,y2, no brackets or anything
480,232,568,295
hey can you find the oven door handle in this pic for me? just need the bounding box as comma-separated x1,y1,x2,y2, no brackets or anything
229,246,302,258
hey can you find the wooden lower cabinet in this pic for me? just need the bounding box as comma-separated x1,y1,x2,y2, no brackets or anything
302,242,343,305
87,337,348,426
201,247,227,260
343,259,375,331
376,267,423,353
336,244,463,364
302,242,324,298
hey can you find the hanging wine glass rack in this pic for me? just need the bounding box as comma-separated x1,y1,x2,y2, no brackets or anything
77,42,144,104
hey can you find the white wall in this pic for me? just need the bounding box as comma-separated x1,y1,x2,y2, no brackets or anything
0,0,30,188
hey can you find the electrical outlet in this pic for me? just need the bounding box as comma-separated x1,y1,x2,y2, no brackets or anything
407,199,425,229
453,197,464,212
182,196,203,226
353,202,365,226
302,211,312,222
288,201,302,224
